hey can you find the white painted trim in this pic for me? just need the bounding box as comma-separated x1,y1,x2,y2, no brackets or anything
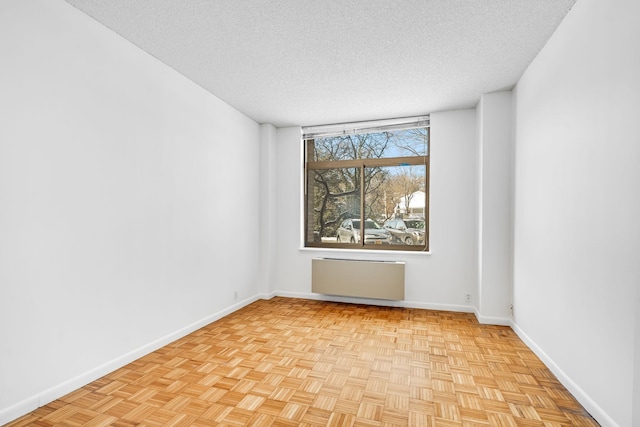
0,296,262,426
259,291,278,300
474,308,512,326
298,247,432,257
275,290,475,313
5,293,608,427
0,397,39,427
276,292,516,327
510,321,619,427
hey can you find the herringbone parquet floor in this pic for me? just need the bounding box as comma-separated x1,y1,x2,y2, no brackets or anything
5,297,599,426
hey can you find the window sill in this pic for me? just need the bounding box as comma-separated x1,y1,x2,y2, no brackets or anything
299,246,431,257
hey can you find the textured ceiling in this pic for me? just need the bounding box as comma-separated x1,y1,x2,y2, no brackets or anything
63,0,576,127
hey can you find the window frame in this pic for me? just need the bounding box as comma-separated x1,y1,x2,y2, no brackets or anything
303,119,430,252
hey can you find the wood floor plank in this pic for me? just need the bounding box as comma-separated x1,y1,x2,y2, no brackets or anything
3,298,599,426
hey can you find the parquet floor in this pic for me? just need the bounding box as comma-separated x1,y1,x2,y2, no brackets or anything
6,297,599,427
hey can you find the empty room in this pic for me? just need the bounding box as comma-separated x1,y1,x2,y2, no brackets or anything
1,0,638,426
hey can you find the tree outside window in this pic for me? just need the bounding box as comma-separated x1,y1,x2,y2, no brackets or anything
304,121,429,251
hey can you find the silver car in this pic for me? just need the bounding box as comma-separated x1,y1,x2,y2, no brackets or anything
383,218,426,245
336,219,391,245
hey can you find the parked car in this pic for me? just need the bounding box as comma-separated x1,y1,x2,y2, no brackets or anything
336,218,391,245
382,218,426,245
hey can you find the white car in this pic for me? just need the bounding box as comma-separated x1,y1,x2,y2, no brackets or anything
336,219,391,245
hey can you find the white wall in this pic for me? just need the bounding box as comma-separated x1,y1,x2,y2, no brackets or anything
512,0,640,425
476,92,513,324
3,0,635,426
273,110,478,310
635,300,640,426
259,123,277,295
0,1,260,423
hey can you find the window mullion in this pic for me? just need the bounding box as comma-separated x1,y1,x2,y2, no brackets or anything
359,164,365,247
303,119,429,251
306,156,426,170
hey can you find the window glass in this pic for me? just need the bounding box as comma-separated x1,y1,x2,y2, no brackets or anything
403,219,425,230
306,168,360,246
363,164,426,247
304,118,429,251
309,128,428,162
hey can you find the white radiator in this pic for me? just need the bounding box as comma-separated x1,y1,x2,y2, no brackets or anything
311,258,405,300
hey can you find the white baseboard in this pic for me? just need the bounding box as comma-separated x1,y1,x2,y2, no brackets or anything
474,308,512,326
0,398,39,427
6,292,604,427
276,292,615,425
0,295,262,426
259,290,278,300
276,291,517,328
510,321,619,427
274,290,476,314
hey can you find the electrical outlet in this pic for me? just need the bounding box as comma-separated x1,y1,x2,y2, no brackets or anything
234,291,238,300
465,293,471,303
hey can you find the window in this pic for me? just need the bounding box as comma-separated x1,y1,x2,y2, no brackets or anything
304,116,429,251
